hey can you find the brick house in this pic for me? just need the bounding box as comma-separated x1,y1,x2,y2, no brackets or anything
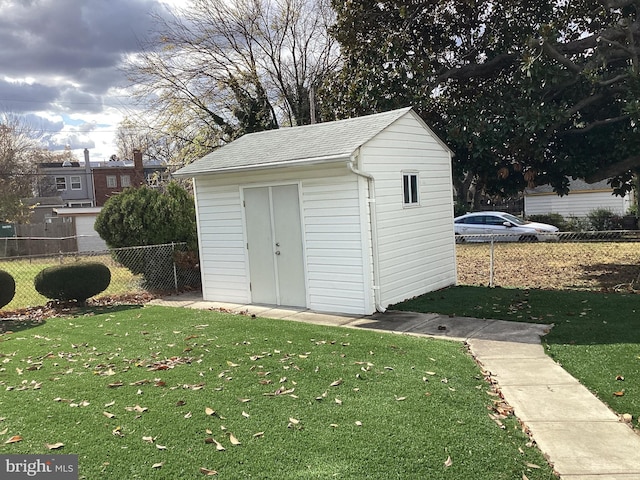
92,149,147,206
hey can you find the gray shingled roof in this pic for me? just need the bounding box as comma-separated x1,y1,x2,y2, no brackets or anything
174,107,415,177
526,178,612,194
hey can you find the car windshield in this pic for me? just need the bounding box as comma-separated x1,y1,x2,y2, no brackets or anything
500,213,527,225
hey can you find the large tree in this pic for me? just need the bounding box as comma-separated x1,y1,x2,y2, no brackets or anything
125,0,340,166
0,114,42,223
325,0,640,210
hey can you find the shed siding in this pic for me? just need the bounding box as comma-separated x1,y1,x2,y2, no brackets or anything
525,191,628,217
360,113,456,308
302,175,369,314
193,164,369,313
75,215,107,252
193,179,249,303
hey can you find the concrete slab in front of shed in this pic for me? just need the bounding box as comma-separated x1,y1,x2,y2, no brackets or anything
468,319,550,343
406,315,494,340
468,338,548,359
284,310,359,327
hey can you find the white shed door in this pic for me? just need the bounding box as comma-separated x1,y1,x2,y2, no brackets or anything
244,185,306,307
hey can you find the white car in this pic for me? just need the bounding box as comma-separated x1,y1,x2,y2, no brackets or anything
454,211,559,242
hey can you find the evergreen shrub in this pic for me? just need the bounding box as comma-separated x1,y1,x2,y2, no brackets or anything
34,262,111,304
527,213,566,231
0,270,15,308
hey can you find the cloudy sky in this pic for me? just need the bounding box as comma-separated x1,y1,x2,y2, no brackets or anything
0,0,175,162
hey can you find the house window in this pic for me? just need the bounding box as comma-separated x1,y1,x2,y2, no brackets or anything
70,176,81,190
106,175,117,188
402,172,419,205
55,177,67,191
120,175,131,187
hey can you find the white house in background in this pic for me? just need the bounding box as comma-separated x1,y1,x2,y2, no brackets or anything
53,207,107,252
524,179,634,217
174,107,457,316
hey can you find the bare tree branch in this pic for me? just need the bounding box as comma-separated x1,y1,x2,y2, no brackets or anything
585,155,640,183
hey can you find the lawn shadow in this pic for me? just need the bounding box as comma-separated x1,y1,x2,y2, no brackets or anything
393,285,640,346
0,303,145,334
0,317,47,334
578,262,640,289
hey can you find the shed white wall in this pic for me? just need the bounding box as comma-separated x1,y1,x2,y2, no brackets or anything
525,190,631,217
193,163,372,314
359,112,457,308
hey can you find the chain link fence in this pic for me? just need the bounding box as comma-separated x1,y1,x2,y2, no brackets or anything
456,231,640,291
0,242,200,311
2,232,638,311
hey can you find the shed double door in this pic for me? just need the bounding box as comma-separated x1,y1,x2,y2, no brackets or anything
244,184,306,307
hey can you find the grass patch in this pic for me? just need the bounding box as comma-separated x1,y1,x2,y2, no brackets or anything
0,256,141,310
393,286,640,428
0,306,555,479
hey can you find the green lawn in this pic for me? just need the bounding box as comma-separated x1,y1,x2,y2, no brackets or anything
0,305,556,479
393,286,640,428
0,256,141,310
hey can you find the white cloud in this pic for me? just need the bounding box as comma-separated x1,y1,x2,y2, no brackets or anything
0,0,172,160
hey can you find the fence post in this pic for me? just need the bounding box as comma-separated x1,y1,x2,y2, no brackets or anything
489,236,495,288
172,242,178,292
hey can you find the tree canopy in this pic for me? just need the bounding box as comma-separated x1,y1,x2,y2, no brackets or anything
124,0,340,167
324,0,640,209
0,114,55,223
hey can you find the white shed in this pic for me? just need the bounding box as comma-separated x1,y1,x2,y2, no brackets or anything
174,107,457,315
524,179,634,217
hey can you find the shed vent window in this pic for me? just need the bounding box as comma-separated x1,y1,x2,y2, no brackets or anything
402,172,419,205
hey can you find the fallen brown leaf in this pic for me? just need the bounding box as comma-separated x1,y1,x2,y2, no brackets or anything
5,435,22,444
200,467,218,475
444,456,453,467
152,462,164,469
46,442,64,450
204,437,225,451
228,433,241,445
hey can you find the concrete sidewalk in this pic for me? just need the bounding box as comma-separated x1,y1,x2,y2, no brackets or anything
149,294,640,479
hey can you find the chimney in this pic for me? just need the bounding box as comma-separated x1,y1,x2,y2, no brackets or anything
133,149,144,185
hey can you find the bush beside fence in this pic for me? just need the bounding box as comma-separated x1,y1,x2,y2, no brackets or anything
0,242,200,311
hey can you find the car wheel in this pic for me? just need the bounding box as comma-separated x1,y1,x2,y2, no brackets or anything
518,234,538,242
